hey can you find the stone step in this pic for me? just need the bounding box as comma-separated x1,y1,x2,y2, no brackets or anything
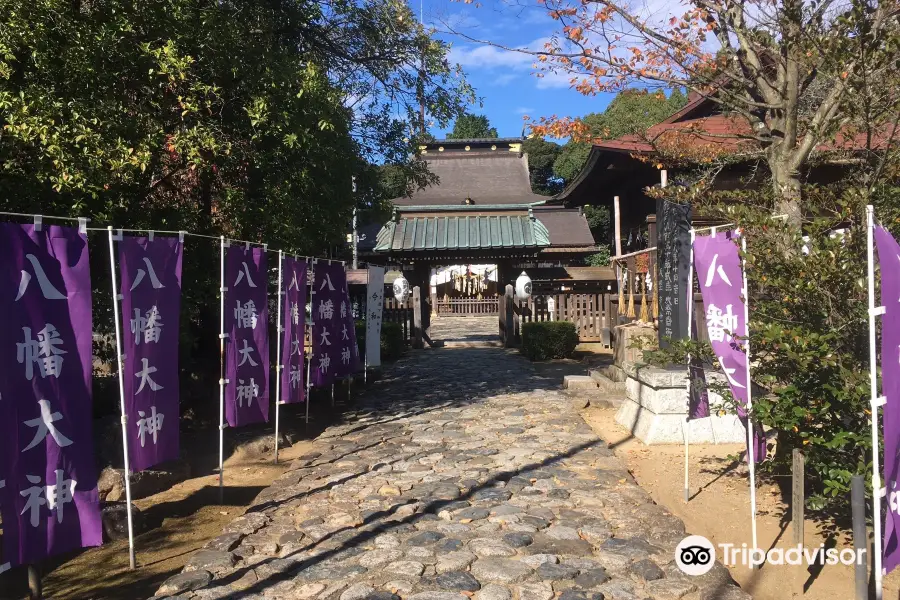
588,368,627,394
442,340,504,348
563,375,599,390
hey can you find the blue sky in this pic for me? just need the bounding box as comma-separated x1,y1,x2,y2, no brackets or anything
422,0,618,140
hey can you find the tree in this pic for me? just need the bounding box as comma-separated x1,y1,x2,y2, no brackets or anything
522,136,563,195
447,113,498,139
553,89,688,183
460,0,900,221
0,0,472,415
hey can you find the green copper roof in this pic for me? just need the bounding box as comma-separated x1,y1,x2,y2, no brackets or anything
373,215,550,253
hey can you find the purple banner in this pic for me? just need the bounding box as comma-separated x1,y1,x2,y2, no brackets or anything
875,226,900,574
224,245,269,427
0,223,102,567
119,236,183,472
311,263,359,386
280,257,308,403
693,232,765,462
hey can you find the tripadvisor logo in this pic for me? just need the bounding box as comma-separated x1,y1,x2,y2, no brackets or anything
675,535,867,574
676,535,716,576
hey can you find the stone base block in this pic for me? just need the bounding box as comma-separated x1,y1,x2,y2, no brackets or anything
613,363,747,444
614,399,746,444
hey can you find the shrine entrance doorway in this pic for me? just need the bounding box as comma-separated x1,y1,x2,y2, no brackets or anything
431,264,499,317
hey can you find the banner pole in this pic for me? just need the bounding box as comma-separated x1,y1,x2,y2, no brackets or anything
106,227,137,570
866,204,885,599
683,228,696,503
306,259,315,426
740,235,759,558
218,236,226,504
274,250,284,463
28,564,41,599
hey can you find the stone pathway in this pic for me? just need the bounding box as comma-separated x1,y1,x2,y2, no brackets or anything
154,347,748,600
428,316,500,347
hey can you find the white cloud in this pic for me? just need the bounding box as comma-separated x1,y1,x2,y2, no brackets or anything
449,42,536,69
514,106,536,114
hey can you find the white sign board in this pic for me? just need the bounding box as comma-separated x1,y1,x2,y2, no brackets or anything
366,266,385,368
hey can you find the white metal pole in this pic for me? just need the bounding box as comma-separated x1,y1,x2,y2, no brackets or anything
684,228,696,503
741,235,759,557
306,260,316,425
106,227,136,570
218,236,226,503
274,250,284,463
866,204,885,599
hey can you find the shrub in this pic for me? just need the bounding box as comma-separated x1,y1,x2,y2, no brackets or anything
355,321,406,363
521,321,579,361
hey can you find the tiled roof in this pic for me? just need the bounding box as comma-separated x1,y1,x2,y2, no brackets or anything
532,207,596,247
592,95,889,155
373,215,550,252
392,151,549,206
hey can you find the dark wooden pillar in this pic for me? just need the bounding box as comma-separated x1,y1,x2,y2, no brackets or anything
411,263,432,332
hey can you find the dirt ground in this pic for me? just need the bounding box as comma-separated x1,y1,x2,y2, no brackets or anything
582,404,900,600
20,439,313,600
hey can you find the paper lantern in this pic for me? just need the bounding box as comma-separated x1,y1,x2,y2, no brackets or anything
515,271,532,300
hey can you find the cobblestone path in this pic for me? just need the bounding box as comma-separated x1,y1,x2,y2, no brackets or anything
155,347,749,600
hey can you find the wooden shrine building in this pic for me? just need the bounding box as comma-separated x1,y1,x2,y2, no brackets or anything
360,138,607,326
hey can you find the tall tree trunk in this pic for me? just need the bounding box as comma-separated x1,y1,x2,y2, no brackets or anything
771,159,803,225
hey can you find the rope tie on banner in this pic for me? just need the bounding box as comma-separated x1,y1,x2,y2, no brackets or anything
34,215,42,232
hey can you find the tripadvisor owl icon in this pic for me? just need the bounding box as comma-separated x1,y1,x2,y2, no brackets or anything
676,535,716,576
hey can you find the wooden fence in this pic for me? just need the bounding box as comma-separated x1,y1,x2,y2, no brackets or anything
516,293,611,342
435,297,499,316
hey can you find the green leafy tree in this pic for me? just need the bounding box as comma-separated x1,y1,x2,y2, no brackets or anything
447,113,498,139
522,136,562,195
553,89,688,183
641,183,899,510
0,0,472,415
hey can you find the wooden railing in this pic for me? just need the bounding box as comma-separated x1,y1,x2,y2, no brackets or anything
436,297,499,316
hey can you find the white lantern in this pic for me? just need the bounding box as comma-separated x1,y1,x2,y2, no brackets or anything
515,271,532,300
393,273,410,302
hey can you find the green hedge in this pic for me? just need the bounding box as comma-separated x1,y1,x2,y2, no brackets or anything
355,321,406,362
520,321,579,361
